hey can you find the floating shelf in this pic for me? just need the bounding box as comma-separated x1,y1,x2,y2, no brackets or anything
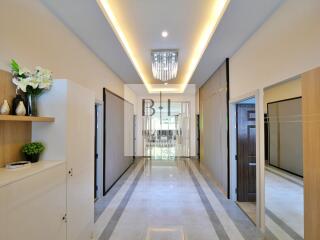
0,115,55,122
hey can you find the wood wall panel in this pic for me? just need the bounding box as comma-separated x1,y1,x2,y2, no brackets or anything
0,70,31,167
302,67,320,240
199,60,229,195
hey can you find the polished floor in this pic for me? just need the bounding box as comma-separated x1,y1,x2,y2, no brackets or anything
237,201,256,224
95,158,266,240
265,166,304,240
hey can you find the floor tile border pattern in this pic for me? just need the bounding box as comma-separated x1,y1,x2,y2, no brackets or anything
190,160,264,239
188,165,229,239
187,160,246,240
97,158,266,240
265,208,303,240
98,167,145,240
191,160,303,240
95,161,139,221
94,159,145,239
265,215,295,240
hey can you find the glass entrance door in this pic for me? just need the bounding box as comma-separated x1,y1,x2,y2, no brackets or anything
143,101,190,159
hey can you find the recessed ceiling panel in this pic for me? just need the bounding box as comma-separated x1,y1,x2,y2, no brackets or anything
98,0,229,92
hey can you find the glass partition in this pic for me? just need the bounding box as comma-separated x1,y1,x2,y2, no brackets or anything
143,101,190,159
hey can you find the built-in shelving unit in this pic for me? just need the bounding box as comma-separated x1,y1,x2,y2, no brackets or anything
0,115,54,122
0,70,55,167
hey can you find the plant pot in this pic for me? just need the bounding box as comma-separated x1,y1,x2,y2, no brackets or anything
24,153,40,163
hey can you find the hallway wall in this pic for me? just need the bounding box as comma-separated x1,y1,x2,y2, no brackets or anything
229,0,320,98
199,61,228,195
228,0,320,230
0,0,136,102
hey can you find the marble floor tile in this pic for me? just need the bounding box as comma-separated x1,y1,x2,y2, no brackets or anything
265,168,304,239
97,158,265,240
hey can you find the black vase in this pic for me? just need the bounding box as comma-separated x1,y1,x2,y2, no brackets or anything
24,153,40,163
27,94,38,116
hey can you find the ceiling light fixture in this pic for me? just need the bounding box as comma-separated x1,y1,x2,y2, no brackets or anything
161,31,168,38
152,50,178,82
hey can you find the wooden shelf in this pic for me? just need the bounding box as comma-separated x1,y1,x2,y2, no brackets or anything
0,115,54,122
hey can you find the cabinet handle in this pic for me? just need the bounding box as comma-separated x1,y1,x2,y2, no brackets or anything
68,168,73,176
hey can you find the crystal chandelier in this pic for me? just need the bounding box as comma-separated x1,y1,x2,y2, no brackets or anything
151,50,178,82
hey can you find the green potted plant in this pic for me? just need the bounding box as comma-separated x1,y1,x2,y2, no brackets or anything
22,142,45,163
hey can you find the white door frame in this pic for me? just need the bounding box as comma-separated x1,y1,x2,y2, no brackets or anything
229,89,265,231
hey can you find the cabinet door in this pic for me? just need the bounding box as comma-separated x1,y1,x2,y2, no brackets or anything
6,164,67,240
66,82,94,240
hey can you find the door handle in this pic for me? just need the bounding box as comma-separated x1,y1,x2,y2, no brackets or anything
249,163,256,166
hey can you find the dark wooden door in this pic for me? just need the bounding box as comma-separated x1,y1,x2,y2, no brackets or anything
237,104,256,202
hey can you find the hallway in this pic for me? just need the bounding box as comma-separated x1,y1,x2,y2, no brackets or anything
95,158,263,240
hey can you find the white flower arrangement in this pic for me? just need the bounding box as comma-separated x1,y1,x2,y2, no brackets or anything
11,60,53,95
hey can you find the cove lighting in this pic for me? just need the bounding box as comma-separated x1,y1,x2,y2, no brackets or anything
97,0,230,93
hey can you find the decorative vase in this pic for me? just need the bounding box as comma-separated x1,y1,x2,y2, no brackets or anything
24,153,40,163
12,94,27,115
16,101,26,116
0,100,10,115
27,94,38,116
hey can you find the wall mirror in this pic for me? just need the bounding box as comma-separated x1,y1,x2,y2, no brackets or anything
263,76,304,239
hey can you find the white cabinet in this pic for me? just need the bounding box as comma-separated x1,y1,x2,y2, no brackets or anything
66,81,95,240
0,162,67,240
33,80,95,240
0,80,95,240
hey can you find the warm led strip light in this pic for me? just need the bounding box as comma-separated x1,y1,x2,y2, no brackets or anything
97,0,230,93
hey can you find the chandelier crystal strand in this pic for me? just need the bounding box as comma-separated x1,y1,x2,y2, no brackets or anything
151,50,178,82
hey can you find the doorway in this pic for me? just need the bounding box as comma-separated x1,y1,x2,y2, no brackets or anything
143,101,190,159
94,102,103,202
235,98,257,224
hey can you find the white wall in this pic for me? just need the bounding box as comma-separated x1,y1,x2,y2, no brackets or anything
0,0,137,102
229,0,320,229
230,0,320,99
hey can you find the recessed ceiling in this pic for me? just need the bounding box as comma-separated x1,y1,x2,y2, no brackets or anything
41,0,284,92
97,0,229,93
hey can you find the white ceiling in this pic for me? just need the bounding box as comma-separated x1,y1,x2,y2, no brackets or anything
41,0,283,88
104,0,229,85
